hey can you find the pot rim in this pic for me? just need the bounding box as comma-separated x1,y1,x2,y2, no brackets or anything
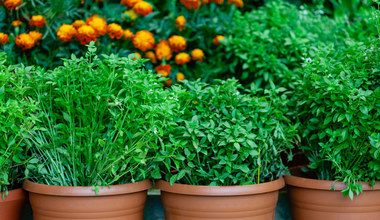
285,166,380,191
0,188,27,202
156,177,284,196
23,179,152,197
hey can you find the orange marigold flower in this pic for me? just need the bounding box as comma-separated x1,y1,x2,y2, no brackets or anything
11,20,22,27
107,23,124,39
176,72,185,82
145,51,157,64
201,0,209,4
213,35,225,45
209,0,224,4
191,48,205,62
29,15,45,28
175,16,186,31
72,20,86,29
0,33,9,45
155,64,171,77
121,0,142,8
4,0,22,10
133,1,153,16
28,31,42,43
15,33,34,50
76,25,97,45
180,0,200,10
133,30,155,51
86,15,107,37
175,52,190,65
155,40,172,61
123,29,134,40
164,78,173,87
133,52,141,60
168,35,186,53
228,0,243,7
57,24,77,42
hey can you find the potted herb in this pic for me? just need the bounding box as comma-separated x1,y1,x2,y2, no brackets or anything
285,38,380,219
156,79,299,219
22,44,178,219
0,55,37,219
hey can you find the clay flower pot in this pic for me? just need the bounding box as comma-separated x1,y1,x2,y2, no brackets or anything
0,188,27,220
285,166,380,220
23,179,152,220
156,177,285,220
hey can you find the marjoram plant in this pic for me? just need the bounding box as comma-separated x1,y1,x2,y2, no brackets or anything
0,54,37,198
158,79,299,186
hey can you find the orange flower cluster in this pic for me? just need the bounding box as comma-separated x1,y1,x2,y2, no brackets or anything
144,51,157,63
180,0,200,10
155,64,171,77
175,52,190,65
121,0,141,8
107,23,124,39
57,24,77,42
73,20,86,29
76,25,97,45
87,15,107,37
123,29,134,40
28,31,43,43
11,20,22,27
57,15,135,45
191,49,205,62
133,1,153,16
29,15,46,28
155,40,172,61
14,31,43,50
0,33,9,45
168,35,187,53
4,0,22,10
176,73,185,82
133,30,155,51
175,16,186,31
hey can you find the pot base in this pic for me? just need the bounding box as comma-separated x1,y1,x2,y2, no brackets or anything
285,167,380,220
157,178,285,220
0,188,27,220
24,179,152,220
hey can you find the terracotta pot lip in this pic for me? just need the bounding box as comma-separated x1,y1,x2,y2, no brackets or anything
156,177,284,196
0,188,27,202
23,179,152,197
285,166,380,191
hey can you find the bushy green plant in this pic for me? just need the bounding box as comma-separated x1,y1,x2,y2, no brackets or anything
158,79,299,185
0,54,37,197
297,38,380,199
222,0,348,89
25,43,179,189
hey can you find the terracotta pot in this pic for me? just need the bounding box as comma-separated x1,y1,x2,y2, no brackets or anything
156,177,285,220
285,166,380,220
0,188,27,220
23,179,152,220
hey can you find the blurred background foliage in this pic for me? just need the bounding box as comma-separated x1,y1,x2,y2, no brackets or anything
0,0,377,88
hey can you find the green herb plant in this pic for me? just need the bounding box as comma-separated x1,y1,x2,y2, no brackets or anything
297,36,380,199
221,0,374,89
25,43,179,191
158,79,299,185
0,54,37,198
